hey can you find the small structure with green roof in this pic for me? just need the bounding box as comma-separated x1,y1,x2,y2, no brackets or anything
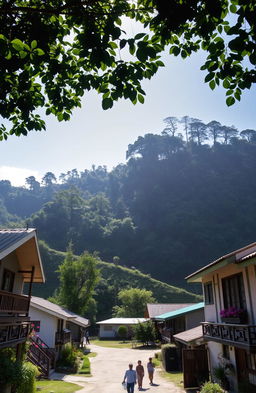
152,302,205,343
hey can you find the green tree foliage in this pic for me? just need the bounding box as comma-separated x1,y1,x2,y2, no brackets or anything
30,242,201,321
113,288,155,317
0,1,255,138
54,248,100,315
134,321,156,345
117,325,128,341
4,115,256,291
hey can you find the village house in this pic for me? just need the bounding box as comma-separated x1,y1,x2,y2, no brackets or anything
29,296,90,374
96,317,148,339
0,228,45,357
151,302,204,343
186,241,256,393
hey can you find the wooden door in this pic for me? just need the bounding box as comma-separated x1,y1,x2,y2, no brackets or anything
235,347,248,382
183,348,209,389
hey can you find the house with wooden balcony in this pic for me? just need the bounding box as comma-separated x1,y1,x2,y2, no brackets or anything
0,228,45,357
29,296,90,365
186,241,256,392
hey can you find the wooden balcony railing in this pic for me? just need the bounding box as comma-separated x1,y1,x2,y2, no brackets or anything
202,322,256,349
0,290,30,315
55,330,71,345
0,321,30,348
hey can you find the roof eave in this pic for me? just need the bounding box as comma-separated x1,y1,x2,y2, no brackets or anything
30,302,71,321
186,257,233,283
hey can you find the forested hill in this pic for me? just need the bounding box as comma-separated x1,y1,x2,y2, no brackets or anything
2,117,256,288
33,242,201,320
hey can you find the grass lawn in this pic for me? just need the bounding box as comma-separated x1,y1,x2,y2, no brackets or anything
35,380,83,393
160,370,184,389
91,339,133,348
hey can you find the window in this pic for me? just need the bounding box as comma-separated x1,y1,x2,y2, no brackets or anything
222,273,246,310
31,321,40,333
1,269,15,292
204,282,214,305
103,325,113,331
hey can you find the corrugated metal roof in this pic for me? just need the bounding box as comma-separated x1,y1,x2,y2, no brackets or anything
186,242,256,282
147,303,196,318
96,318,148,325
154,302,204,320
0,228,35,255
173,325,203,344
238,251,256,262
30,296,89,327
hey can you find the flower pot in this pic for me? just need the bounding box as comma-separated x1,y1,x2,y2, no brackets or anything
221,317,243,324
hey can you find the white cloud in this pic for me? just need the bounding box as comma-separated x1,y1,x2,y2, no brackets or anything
0,166,41,187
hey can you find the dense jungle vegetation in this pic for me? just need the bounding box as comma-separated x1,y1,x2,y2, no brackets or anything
2,116,256,289
32,242,201,321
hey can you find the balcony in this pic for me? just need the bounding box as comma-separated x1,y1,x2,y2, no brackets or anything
0,290,30,315
202,322,256,350
55,330,71,345
0,321,30,348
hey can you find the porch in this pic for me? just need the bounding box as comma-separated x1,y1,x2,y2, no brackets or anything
202,321,256,350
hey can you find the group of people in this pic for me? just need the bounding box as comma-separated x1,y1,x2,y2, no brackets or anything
122,357,155,392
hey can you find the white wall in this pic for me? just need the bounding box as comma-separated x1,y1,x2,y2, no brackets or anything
29,306,59,348
99,324,135,338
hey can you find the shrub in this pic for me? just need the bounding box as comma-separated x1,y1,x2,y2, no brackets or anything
213,365,230,390
79,356,90,374
200,382,225,393
161,344,180,371
0,348,19,386
118,325,128,341
56,343,79,372
134,321,156,345
17,362,39,393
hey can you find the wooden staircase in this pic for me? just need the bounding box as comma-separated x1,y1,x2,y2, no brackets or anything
27,335,56,378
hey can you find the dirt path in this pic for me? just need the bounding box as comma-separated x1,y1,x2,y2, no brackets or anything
52,344,185,393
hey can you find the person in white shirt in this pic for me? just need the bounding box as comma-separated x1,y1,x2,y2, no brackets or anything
122,363,137,393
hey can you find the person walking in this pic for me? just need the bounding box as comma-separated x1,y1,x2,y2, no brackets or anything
147,357,155,385
136,360,144,391
85,330,90,345
122,363,137,393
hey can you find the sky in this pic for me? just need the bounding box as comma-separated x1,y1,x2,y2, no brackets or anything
1,48,256,186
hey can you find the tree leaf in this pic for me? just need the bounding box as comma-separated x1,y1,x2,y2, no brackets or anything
226,96,235,106
102,97,113,110
11,39,24,51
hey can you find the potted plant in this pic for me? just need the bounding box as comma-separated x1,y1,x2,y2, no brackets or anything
220,307,247,323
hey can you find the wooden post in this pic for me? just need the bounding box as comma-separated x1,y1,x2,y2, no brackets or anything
28,266,35,299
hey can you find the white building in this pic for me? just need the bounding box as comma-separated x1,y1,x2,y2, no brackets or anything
29,296,90,357
186,241,256,393
97,318,148,338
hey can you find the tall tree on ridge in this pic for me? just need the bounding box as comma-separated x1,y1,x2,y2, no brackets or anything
207,120,223,145
162,116,178,136
41,172,57,187
189,120,208,145
221,125,238,145
240,129,256,143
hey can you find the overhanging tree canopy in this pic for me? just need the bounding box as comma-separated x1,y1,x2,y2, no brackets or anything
0,0,255,139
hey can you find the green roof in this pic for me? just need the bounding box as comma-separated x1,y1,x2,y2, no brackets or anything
154,302,204,321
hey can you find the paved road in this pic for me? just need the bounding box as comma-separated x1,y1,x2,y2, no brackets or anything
52,344,186,393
